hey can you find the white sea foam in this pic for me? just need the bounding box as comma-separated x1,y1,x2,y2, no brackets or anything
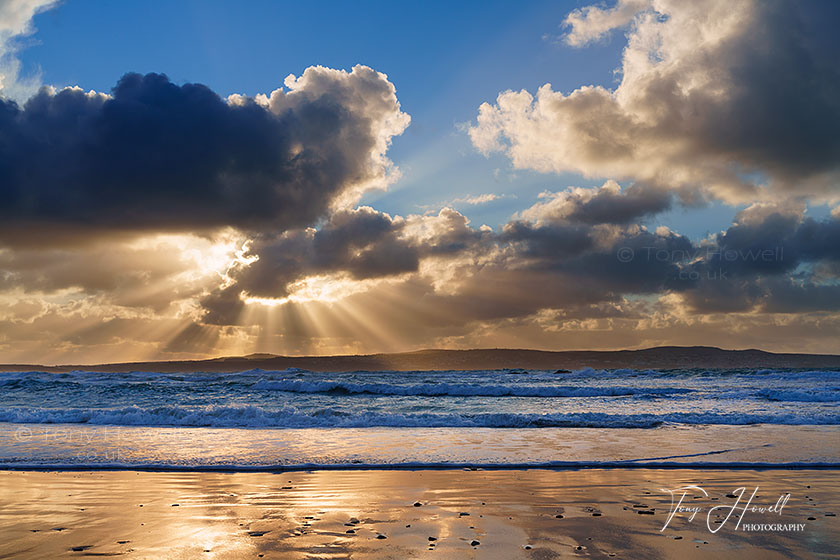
249,379,695,397
0,405,837,428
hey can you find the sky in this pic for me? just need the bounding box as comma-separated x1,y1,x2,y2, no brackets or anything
1,0,839,364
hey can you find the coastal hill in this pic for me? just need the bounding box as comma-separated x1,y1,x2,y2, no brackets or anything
2,346,840,373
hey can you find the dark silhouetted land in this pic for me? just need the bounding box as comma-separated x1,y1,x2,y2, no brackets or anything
2,346,840,373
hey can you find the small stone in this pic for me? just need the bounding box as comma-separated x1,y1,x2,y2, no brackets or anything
807,517,817,520
428,536,437,541
413,502,422,507
459,512,470,517
376,534,387,539
471,540,480,546
171,504,179,507
592,512,602,517
555,514,564,518
346,529,355,534
248,531,268,537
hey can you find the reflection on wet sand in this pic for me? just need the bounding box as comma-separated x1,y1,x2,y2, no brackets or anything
0,469,836,559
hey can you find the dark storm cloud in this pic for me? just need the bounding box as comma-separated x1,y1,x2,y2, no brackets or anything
760,277,840,313
203,207,485,317
0,67,407,245
200,195,693,326
678,210,840,313
500,221,594,259
565,183,673,225
502,221,695,296
200,285,247,326
232,207,419,301
691,212,840,279
482,210,840,318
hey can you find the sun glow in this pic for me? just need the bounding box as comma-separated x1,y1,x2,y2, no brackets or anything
243,274,404,307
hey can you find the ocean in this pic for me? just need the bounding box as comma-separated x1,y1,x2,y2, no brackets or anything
1,367,839,469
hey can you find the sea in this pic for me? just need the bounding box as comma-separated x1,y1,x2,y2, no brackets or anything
1,367,838,469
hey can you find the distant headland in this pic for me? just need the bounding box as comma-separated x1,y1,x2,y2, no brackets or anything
3,346,840,373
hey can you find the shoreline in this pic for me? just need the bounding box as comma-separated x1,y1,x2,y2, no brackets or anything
3,424,838,470
1,468,836,559
3,462,840,473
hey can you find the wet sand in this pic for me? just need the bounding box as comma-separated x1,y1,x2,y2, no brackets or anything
0,468,837,559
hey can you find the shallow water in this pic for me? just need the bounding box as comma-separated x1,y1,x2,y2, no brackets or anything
1,367,838,468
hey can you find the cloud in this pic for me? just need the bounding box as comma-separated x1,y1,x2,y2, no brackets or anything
4,190,840,359
200,206,486,324
563,0,650,47
0,0,58,101
517,180,672,225
202,188,840,328
2,1,840,360
451,193,509,206
0,66,409,245
470,0,840,203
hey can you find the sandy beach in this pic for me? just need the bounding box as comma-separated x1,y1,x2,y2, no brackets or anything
0,468,837,559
